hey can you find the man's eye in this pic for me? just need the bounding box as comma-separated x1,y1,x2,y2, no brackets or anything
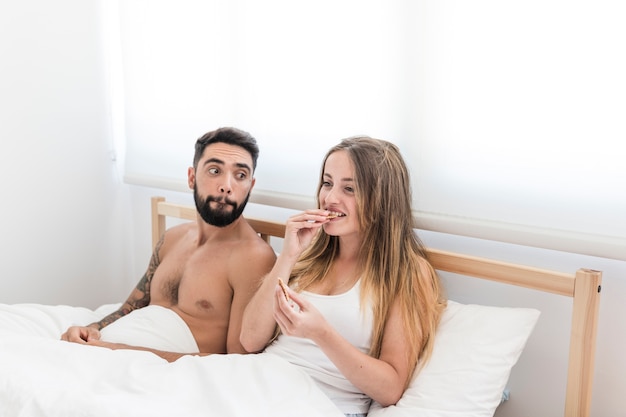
208,168,219,175
237,172,247,180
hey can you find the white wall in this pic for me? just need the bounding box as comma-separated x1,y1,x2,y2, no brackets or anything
0,0,135,308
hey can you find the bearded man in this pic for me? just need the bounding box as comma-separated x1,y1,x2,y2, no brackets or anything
62,127,276,355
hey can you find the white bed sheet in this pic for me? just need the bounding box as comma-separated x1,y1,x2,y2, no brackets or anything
0,303,344,417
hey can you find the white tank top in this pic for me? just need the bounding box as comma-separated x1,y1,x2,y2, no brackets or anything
264,280,373,414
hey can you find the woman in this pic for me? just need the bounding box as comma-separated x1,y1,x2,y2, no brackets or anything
241,136,446,417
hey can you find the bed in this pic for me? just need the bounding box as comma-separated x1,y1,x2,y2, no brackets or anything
0,196,602,417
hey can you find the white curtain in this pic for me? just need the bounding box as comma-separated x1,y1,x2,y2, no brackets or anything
115,0,626,260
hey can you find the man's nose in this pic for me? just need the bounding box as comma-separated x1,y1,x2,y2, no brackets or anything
219,177,232,194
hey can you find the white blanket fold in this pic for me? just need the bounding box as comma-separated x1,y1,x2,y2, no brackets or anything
100,305,199,353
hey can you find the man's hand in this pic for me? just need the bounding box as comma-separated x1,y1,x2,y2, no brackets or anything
61,325,101,344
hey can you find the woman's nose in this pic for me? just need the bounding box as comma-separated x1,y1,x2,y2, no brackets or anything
323,186,339,203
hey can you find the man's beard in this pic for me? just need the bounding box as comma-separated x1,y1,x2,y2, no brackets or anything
193,187,250,227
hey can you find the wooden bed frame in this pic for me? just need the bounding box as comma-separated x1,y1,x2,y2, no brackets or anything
151,196,602,417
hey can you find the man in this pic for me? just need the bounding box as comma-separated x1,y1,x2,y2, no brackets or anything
61,127,276,356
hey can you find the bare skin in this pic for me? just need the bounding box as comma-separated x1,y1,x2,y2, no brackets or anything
61,142,276,355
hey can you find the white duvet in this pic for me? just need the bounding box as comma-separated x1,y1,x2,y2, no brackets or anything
0,303,345,417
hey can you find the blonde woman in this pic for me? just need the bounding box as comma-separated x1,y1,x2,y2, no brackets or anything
241,136,446,417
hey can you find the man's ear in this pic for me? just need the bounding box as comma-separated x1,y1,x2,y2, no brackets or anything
250,177,256,190
187,167,195,190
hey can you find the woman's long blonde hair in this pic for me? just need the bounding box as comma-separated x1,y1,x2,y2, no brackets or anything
291,136,446,387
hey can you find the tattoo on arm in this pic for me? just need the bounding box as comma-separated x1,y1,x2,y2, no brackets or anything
92,236,164,330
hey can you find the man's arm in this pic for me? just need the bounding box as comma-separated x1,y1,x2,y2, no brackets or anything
60,237,164,343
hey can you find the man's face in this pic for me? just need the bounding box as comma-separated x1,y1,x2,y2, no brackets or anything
189,143,255,227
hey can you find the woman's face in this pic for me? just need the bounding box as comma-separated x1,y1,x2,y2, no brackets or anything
318,150,360,237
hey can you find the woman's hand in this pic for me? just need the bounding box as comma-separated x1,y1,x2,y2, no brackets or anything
272,284,329,342
281,210,331,261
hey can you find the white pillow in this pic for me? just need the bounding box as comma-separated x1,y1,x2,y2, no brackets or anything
368,300,540,417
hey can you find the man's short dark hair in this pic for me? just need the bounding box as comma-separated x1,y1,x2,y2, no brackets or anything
193,127,259,171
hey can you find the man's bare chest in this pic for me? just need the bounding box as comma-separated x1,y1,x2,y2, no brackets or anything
151,246,233,312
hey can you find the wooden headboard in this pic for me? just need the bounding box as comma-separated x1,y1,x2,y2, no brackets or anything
151,196,601,417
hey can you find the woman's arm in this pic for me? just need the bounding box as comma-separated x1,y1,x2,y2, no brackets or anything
240,210,330,352
239,254,299,352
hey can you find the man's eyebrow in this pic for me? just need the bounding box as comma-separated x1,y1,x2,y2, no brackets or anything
203,157,224,166
203,158,251,172
235,162,252,172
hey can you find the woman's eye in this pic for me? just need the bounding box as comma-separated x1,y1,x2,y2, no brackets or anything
345,186,354,193
322,181,332,188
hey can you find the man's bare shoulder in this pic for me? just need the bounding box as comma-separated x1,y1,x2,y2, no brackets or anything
238,220,277,260
231,219,277,272
161,218,275,265
158,222,195,252
162,222,194,240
